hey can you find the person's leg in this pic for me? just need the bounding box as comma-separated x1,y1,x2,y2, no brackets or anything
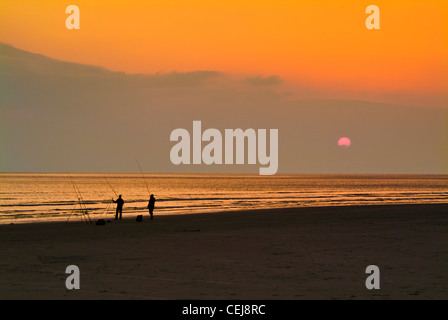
115,208,118,220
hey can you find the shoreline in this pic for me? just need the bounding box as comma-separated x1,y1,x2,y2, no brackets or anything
0,203,447,299
1,202,447,227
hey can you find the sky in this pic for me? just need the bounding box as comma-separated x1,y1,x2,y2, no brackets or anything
1,0,447,106
0,1,447,174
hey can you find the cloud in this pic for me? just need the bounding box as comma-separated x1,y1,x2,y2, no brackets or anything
246,75,283,86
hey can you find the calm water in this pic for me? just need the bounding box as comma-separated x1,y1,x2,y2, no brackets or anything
0,173,447,224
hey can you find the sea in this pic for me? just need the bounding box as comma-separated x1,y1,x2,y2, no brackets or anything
0,173,447,224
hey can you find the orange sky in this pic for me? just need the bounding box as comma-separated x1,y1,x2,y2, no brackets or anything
1,0,447,96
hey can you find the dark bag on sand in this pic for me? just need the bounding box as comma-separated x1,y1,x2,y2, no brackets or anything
136,215,143,222
96,219,106,226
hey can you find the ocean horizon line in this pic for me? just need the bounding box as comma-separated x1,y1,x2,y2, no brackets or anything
1,172,447,177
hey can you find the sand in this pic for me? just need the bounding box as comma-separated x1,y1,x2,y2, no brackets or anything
0,204,447,300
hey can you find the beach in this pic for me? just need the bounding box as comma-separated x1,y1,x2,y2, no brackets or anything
0,204,447,300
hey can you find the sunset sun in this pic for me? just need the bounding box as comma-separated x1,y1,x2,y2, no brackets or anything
338,137,351,149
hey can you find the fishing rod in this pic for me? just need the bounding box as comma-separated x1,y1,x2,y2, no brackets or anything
66,173,81,223
72,175,91,223
98,199,113,219
135,157,150,197
104,176,118,198
66,173,91,223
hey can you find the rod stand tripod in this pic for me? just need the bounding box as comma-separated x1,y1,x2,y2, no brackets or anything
66,199,92,223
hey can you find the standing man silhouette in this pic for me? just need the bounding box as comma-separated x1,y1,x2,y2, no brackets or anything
147,194,156,220
113,195,124,220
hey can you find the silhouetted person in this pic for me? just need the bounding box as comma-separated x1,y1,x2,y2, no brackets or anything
147,194,156,220
113,195,124,220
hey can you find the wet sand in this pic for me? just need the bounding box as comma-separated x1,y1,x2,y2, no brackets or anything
0,204,447,299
